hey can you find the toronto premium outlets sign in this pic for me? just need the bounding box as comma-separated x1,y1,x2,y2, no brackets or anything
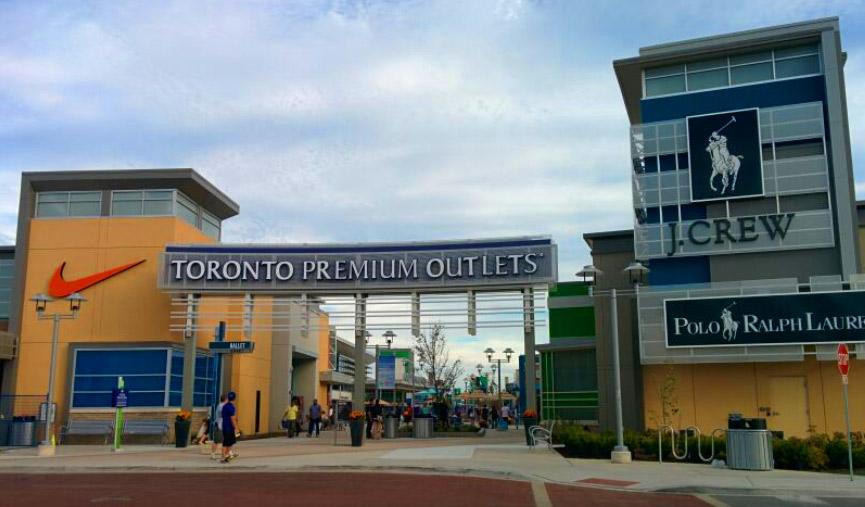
159,237,557,293
664,291,865,348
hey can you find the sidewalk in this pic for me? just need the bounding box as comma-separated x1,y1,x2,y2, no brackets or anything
1,427,862,499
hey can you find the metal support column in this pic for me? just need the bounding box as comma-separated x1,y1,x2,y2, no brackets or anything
522,288,537,414
353,294,367,408
181,293,197,412
609,288,631,463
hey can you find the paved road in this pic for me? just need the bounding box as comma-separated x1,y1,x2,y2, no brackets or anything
7,472,709,507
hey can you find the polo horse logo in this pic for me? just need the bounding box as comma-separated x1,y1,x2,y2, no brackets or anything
720,303,738,342
706,116,744,195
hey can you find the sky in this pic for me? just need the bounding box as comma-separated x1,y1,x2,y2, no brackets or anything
2,0,865,383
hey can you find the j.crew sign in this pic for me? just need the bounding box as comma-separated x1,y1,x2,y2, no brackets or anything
665,212,794,256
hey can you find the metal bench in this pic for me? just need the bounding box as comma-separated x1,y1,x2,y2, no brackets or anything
529,420,557,450
61,419,114,444
123,419,170,444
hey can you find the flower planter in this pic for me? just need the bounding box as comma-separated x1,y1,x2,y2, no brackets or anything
523,417,538,446
175,420,192,448
349,419,365,447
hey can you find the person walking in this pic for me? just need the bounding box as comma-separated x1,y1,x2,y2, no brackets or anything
210,394,227,460
370,398,383,440
500,404,511,427
308,398,322,437
220,391,239,463
491,405,499,428
283,397,300,438
481,405,489,428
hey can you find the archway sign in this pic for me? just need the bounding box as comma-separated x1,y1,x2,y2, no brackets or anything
159,236,557,412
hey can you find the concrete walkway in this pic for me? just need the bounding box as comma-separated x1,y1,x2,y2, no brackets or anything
1,427,862,500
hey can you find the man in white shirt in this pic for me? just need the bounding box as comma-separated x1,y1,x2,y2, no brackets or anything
500,404,511,426
210,394,227,459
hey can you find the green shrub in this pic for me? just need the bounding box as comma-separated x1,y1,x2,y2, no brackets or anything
554,423,863,472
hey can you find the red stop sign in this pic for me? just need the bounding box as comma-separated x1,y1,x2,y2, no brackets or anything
837,343,850,377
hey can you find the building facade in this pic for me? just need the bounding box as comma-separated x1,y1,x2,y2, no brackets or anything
585,17,862,437
0,169,348,441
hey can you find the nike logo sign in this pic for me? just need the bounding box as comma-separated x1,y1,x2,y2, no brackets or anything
48,260,146,298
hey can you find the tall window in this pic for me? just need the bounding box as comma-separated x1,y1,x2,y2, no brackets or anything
0,260,12,319
201,210,221,240
35,191,101,218
644,43,822,98
175,192,198,228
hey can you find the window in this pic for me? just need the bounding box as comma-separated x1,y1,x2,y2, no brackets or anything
0,259,12,319
111,190,174,216
35,191,101,218
71,348,215,408
168,351,216,407
176,192,198,227
774,138,824,159
201,210,220,240
644,43,821,97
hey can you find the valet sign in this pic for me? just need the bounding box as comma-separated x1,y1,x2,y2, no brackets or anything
159,237,556,293
664,290,865,348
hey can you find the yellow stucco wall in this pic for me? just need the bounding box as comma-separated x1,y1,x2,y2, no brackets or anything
14,216,279,436
642,358,864,437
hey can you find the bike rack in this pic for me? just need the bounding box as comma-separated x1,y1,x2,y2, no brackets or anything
658,425,725,464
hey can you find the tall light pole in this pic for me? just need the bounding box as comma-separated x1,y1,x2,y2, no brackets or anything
31,292,86,457
484,347,514,410
382,330,395,402
578,261,648,465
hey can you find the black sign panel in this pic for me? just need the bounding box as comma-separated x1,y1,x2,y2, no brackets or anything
665,291,865,348
687,108,763,202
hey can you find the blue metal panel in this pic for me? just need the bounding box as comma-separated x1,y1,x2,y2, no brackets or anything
641,76,826,123
648,256,710,285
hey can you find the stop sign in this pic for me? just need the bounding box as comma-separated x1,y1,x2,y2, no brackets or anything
837,343,850,377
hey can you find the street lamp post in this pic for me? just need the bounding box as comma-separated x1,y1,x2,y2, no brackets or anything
578,261,648,465
31,292,86,457
382,330,395,402
484,347,514,412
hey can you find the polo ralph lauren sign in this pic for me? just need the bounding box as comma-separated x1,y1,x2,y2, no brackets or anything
159,237,556,293
665,291,865,348
687,108,764,202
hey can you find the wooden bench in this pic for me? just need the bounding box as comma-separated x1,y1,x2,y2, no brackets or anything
123,419,170,444
61,419,114,444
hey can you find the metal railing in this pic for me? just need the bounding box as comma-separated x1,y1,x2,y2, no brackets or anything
658,425,725,463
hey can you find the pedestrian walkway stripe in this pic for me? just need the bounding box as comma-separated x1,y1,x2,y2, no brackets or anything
531,481,552,507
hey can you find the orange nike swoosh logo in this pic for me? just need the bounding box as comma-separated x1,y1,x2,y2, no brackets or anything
48,260,146,298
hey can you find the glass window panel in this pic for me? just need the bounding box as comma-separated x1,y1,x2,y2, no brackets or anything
643,156,658,173
37,202,68,217
762,144,774,161
123,375,168,391
143,200,173,215
38,192,69,203
112,191,143,201
645,64,684,78
72,392,113,408
177,202,198,227
70,192,101,202
774,55,820,78
127,392,167,407
774,44,819,59
687,57,727,72
75,350,168,375
144,190,172,200
730,50,772,66
645,75,685,96
111,201,142,216
73,376,120,391
730,62,773,84
69,201,101,217
774,139,824,159
171,354,184,375
677,152,689,169
659,154,677,172
687,68,728,90
170,375,183,391
168,392,182,407
202,220,220,239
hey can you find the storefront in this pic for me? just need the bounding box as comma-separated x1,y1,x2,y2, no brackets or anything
583,17,863,437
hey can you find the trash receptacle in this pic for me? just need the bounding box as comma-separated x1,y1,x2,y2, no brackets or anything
727,415,773,470
413,417,433,439
383,416,398,439
10,416,37,446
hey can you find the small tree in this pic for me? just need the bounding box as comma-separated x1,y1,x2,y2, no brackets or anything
413,323,464,401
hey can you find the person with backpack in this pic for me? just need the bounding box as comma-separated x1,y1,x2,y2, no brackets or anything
221,392,239,463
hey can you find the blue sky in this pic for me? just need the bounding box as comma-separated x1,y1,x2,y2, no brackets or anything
2,0,864,380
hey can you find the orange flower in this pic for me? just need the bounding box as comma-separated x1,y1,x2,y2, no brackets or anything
176,410,193,421
348,410,366,420
522,409,538,418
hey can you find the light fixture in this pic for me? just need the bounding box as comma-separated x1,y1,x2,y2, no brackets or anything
484,347,495,362
503,347,514,362
66,293,86,313
576,265,603,285
623,261,649,286
383,329,396,348
476,363,483,375
31,293,52,314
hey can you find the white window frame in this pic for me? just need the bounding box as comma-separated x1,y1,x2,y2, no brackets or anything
34,191,102,218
